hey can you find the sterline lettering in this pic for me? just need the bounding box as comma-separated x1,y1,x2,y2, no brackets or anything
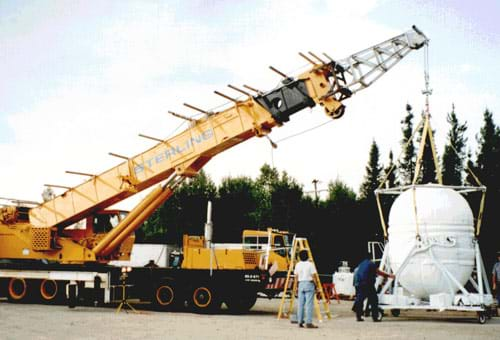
134,129,214,174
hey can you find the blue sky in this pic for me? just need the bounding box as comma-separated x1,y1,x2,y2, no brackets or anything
1,0,499,204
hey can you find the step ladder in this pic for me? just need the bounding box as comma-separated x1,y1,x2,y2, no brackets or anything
277,237,331,321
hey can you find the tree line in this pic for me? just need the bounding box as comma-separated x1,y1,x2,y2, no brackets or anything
139,104,500,273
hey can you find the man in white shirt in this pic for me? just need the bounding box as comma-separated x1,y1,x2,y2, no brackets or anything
294,250,318,328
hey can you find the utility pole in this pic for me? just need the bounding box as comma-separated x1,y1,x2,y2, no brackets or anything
312,179,319,202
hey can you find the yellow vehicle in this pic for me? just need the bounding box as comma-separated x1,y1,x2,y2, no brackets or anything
0,26,427,312
242,228,296,297
243,229,293,270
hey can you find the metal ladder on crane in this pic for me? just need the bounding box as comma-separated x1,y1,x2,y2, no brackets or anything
277,237,331,321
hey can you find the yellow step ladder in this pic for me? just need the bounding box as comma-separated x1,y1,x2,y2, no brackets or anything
277,237,331,321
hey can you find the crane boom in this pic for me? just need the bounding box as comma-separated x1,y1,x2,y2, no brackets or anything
335,25,427,95
2,26,427,263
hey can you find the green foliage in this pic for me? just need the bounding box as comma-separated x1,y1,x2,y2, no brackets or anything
475,109,500,187
255,164,280,226
214,176,261,242
442,105,468,185
327,179,356,205
416,116,438,184
383,150,397,188
139,170,216,244
398,104,416,185
359,140,382,200
313,179,360,271
269,171,304,231
469,109,500,269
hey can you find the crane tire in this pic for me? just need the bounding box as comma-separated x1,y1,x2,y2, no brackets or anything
39,279,59,303
153,281,180,311
7,278,29,303
190,284,221,314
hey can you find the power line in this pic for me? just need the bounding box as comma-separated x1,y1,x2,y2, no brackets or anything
275,119,334,143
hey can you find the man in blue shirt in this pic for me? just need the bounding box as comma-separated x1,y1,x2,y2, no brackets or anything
353,257,394,322
492,251,500,306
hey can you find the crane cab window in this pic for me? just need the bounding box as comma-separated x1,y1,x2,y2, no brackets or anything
93,213,120,233
274,235,286,257
243,236,269,250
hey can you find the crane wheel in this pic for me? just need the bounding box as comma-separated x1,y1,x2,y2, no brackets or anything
40,279,59,302
153,282,177,311
7,278,29,303
190,284,221,313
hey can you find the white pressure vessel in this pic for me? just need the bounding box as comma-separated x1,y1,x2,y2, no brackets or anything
387,185,475,299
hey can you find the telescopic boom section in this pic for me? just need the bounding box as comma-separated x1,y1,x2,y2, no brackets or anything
27,26,427,259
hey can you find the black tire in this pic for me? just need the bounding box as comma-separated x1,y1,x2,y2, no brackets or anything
153,281,180,311
39,279,60,304
68,283,77,309
478,312,486,324
373,308,384,322
391,309,401,317
190,284,221,314
224,291,258,314
7,278,30,303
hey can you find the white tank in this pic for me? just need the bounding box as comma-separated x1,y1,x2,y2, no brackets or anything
387,185,475,299
332,261,355,296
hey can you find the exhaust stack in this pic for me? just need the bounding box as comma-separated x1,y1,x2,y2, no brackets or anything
204,201,213,248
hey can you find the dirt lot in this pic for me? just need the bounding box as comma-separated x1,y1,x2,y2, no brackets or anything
0,298,499,340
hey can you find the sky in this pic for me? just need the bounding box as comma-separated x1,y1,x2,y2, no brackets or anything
1,0,499,209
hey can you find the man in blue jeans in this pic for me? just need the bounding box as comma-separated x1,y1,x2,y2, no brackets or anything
294,250,319,328
492,251,500,307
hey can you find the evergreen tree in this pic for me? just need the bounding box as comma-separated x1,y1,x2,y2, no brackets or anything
357,140,384,251
471,109,500,271
359,140,382,200
398,104,416,185
442,104,468,185
317,179,360,271
383,150,397,188
141,170,217,244
465,149,477,186
475,109,500,187
215,176,260,242
269,171,304,231
255,164,280,226
416,113,438,184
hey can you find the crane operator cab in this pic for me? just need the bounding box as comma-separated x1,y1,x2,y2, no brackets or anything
242,229,294,273
63,210,133,261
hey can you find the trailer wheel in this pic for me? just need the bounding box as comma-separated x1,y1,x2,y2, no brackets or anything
478,312,486,324
7,278,29,303
391,309,401,317
154,282,179,311
39,279,59,303
190,284,221,313
373,308,384,322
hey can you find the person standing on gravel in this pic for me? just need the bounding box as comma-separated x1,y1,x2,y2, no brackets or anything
492,251,500,306
353,256,394,322
294,250,319,329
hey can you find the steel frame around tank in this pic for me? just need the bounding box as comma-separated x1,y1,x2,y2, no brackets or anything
374,184,494,321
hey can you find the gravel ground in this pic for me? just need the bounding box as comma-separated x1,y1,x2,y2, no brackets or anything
0,298,499,340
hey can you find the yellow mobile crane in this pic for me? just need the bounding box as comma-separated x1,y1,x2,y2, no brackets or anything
0,26,427,312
